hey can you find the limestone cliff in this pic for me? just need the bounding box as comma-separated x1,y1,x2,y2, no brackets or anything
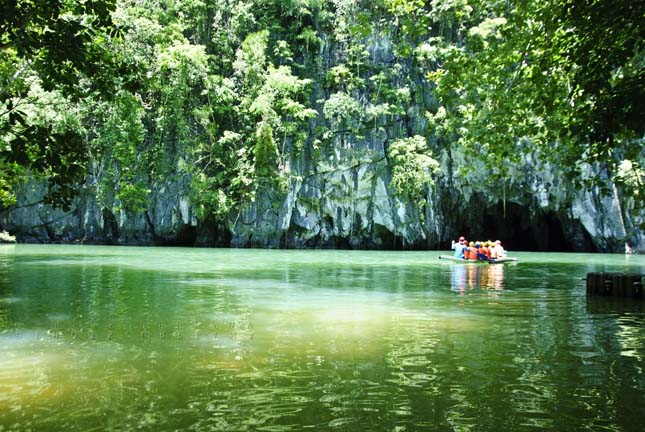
1,26,642,253
2,144,642,253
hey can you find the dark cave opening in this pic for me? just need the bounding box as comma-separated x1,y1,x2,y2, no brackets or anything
168,224,197,247
460,202,586,252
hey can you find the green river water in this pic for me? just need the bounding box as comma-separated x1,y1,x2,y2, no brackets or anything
1,245,644,431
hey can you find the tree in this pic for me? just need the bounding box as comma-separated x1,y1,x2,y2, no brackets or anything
0,0,119,209
387,135,440,213
430,0,645,192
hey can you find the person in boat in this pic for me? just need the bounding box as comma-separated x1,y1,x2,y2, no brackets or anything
475,242,489,261
466,241,477,260
451,236,468,259
493,240,506,258
488,240,498,259
487,241,495,259
482,241,492,260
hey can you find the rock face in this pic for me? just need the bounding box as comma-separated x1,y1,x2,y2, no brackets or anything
2,146,642,253
230,155,426,249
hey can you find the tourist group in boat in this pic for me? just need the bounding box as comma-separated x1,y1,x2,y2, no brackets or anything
450,236,507,261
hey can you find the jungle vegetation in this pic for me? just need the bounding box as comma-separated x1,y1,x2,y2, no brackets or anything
1,0,643,223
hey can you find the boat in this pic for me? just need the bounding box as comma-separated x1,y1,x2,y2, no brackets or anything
438,255,518,264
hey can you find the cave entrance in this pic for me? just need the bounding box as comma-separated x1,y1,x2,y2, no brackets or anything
471,203,576,252
172,224,197,247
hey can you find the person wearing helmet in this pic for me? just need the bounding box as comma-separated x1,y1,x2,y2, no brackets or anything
466,241,477,260
484,241,493,259
475,242,489,261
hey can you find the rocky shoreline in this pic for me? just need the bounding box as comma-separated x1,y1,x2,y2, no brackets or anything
1,167,642,253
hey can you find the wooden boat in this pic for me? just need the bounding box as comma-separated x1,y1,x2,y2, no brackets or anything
438,255,519,264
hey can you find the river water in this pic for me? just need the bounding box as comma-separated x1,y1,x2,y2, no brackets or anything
1,245,644,431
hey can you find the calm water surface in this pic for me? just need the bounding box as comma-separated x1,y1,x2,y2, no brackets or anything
1,245,644,431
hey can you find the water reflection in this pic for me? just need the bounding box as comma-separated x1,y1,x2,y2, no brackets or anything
450,263,505,293
586,298,645,362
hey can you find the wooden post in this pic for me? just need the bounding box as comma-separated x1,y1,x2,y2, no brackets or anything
586,272,645,299
586,272,594,295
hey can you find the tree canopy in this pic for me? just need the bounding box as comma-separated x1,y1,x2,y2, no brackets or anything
1,0,120,209
1,0,643,223
430,0,645,197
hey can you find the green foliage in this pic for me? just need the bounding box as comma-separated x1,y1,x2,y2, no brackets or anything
0,0,119,95
0,160,22,207
385,0,431,55
1,0,642,232
387,135,440,207
615,159,645,207
297,27,321,54
428,0,474,25
0,0,119,209
273,40,294,65
203,18,305,211
86,90,148,213
234,30,270,90
190,131,256,220
326,64,363,92
254,122,279,179
323,92,364,132
1,80,88,209
430,0,645,190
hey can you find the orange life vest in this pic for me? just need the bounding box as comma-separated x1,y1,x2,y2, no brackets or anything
467,246,477,260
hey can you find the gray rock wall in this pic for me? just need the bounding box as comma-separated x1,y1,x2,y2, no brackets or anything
1,154,641,253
